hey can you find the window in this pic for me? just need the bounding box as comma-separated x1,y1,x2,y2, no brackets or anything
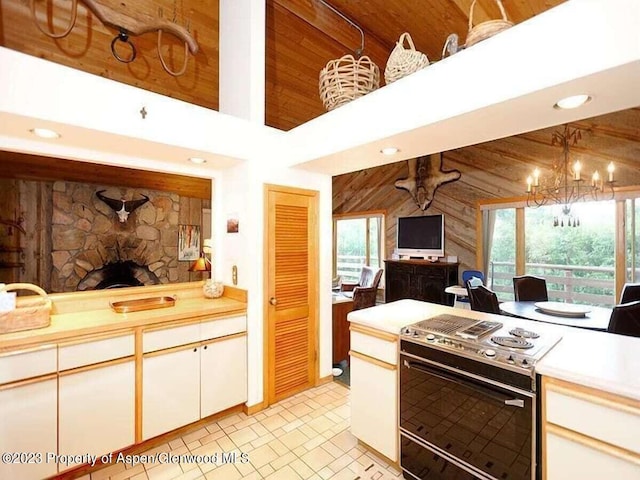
487,208,516,301
525,201,615,306
333,213,385,284
479,197,626,308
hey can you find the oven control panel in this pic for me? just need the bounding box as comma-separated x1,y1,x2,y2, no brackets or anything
400,327,535,370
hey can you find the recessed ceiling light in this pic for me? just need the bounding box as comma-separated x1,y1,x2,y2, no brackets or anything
554,94,592,110
189,157,207,164
30,128,61,139
380,147,399,155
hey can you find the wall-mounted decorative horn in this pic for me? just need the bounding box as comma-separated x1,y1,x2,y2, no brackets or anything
96,190,149,223
30,0,198,76
395,153,461,211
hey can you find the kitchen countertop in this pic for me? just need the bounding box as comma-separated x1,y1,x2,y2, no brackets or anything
0,294,246,352
348,299,640,401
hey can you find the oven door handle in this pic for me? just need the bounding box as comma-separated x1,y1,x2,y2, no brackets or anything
404,360,527,407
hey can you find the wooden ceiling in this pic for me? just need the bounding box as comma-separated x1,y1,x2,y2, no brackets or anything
1,0,565,132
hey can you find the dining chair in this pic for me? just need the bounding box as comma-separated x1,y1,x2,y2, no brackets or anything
456,270,485,306
513,275,548,302
607,301,640,338
620,283,640,304
466,282,501,315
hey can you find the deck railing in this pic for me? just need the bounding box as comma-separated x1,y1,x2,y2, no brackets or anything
490,261,618,307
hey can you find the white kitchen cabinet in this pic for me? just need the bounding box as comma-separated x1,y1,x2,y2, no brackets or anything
0,345,58,480
201,335,247,417
350,355,397,461
349,324,398,462
143,346,201,440
59,361,135,458
542,376,640,479
0,378,58,480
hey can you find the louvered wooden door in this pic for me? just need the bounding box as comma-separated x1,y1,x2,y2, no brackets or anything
265,185,318,404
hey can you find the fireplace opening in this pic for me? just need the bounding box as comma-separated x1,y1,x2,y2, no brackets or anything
77,260,161,291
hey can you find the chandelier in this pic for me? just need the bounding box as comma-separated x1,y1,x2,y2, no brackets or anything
525,124,616,227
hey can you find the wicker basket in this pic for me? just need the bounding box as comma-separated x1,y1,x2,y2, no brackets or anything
384,32,429,84
0,283,51,334
465,0,514,48
319,54,380,112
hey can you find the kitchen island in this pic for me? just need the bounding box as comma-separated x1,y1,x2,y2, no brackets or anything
347,299,640,479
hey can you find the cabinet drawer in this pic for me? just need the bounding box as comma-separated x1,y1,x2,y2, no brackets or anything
143,323,200,353
59,334,134,370
350,330,397,365
0,346,57,384
201,315,246,341
546,388,640,454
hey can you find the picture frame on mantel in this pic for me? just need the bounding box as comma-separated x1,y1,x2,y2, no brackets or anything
178,224,201,261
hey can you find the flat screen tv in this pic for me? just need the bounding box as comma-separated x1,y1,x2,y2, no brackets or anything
396,214,444,258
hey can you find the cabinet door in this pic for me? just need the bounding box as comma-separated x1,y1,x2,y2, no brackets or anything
350,355,397,462
59,361,135,460
0,378,58,480
143,347,200,440
547,432,640,480
413,274,446,304
385,264,412,302
201,335,247,418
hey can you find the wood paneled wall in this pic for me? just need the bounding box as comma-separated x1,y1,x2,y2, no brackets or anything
1,0,219,110
333,108,640,279
0,150,212,199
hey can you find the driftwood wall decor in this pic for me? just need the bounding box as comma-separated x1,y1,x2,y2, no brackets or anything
394,153,461,210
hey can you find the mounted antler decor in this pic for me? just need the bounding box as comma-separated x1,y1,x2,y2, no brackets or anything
395,153,461,211
30,0,198,76
96,190,149,223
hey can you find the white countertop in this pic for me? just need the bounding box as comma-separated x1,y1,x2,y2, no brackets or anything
348,299,640,401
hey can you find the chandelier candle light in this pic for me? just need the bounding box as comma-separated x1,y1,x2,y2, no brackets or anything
526,125,616,227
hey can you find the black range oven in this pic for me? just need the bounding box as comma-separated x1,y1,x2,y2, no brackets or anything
398,315,561,480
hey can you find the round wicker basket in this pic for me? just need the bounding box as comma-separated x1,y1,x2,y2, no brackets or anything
319,54,380,112
465,0,514,48
384,32,429,84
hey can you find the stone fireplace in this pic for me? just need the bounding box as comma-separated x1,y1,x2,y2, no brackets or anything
50,181,199,292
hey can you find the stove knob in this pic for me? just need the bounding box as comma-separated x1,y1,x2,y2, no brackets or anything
507,355,515,364
402,327,411,336
484,349,496,358
426,334,435,341
521,359,530,367
412,330,420,338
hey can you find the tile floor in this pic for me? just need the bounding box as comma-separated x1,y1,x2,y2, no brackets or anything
79,382,402,480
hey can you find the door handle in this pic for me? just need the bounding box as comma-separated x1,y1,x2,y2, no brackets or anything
270,297,277,306
504,399,525,408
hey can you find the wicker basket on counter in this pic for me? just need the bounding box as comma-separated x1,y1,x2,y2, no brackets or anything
465,0,514,48
384,32,429,84
0,283,51,334
319,54,380,111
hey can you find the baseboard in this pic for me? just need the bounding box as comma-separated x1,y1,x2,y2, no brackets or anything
243,401,268,416
317,374,333,386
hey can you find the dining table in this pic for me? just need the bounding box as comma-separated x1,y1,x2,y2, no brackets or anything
499,301,612,331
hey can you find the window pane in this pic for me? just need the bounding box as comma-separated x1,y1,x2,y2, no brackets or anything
625,199,640,283
336,218,366,283
525,201,615,307
489,209,516,301
369,217,380,269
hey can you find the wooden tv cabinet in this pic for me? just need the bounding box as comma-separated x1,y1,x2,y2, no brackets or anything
384,259,458,306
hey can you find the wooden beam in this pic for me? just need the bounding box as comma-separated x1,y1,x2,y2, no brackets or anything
0,151,212,199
